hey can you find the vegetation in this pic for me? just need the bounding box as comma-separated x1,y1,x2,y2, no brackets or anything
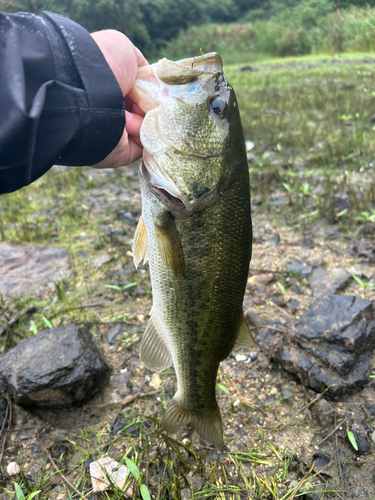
1,51,375,497
2,0,375,58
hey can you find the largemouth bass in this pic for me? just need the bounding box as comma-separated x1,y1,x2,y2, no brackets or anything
129,53,255,450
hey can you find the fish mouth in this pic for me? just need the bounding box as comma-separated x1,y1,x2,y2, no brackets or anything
141,160,215,214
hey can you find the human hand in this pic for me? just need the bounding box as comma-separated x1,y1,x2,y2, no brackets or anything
90,30,148,169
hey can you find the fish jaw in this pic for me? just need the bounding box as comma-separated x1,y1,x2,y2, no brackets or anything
129,52,239,216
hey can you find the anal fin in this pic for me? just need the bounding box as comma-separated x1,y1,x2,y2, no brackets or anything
133,215,148,267
154,212,185,278
233,313,258,351
140,314,172,373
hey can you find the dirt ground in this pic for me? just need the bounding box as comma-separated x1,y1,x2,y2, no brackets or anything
1,178,375,498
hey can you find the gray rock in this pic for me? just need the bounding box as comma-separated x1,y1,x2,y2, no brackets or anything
312,399,334,428
331,196,351,214
286,261,312,278
296,237,315,249
281,388,294,405
107,324,124,344
350,430,371,455
0,325,110,407
312,452,330,468
267,233,280,245
0,243,69,297
180,488,193,500
310,267,352,296
257,295,375,400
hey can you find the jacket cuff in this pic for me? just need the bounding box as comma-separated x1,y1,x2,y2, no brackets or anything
43,12,125,165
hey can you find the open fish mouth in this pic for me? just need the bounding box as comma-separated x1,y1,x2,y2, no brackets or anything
141,159,215,212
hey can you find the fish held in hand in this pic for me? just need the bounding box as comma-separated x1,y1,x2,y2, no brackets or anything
130,53,255,451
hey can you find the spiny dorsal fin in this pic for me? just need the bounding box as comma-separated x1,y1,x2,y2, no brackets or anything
140,314,172,373
133,215,148,268
154,212,185,278
233,313,258,351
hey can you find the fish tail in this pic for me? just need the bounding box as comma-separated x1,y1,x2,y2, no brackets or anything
162,397,223,451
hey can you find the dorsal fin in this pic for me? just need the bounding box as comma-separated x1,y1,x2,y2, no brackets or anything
233,313,258,351
132,215,148,267
140,314,172,373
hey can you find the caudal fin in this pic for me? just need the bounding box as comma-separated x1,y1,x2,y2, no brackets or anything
161,397,223,451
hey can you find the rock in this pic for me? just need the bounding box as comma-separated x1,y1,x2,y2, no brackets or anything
286,261,312,278
363,404,375,417
257,295,375,400
244,309,270,328
117,210,137,225
0,243,69,297
288,298,299,314
187,472,204,491
235,354,247,362
92,253,113,269
312,452,330,468
106,324,124,344
281,388,294,404
331,196,351,215
296,237,315,249
245,140,255,151
248,273,274,286
180,488,193,500
90,456,128,493
6,462,20,475
350,430,371,455
109,372,131,389
267,233,280,245
304,494,321,500
0,325,111,407
149,373,162,391
291,284,305,295
312,399,334,428
310,267,352,296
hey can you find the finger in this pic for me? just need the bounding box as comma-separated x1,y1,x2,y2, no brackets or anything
134,45,148,67
129,134,142,149
123,138,143,165
131,103,146,116
125,111,143,137
125,97,146,117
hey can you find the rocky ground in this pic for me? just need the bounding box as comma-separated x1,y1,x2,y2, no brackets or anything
0,165,374,499
1,53,375,499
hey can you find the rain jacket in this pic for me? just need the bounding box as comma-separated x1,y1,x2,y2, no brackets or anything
0,11,125,194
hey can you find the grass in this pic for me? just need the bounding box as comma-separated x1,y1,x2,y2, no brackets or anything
226,53,375,235
2,51,374,498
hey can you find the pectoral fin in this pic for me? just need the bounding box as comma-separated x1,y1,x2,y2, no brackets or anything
233,313,258,350
133,215,148,267
140,314,172,373
154,212,185,278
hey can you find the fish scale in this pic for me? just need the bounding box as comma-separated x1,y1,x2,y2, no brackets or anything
130,52,255,449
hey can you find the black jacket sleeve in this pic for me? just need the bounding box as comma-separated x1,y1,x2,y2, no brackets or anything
0,11,125,194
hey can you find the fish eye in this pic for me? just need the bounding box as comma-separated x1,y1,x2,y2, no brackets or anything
210,97,227,117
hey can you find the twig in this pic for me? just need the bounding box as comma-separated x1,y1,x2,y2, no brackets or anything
38,435,83,498
334,411,345,493
0,305,37,336
268,300,294,318
290,462,315,500
318,417,349,447
0,394,12,467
